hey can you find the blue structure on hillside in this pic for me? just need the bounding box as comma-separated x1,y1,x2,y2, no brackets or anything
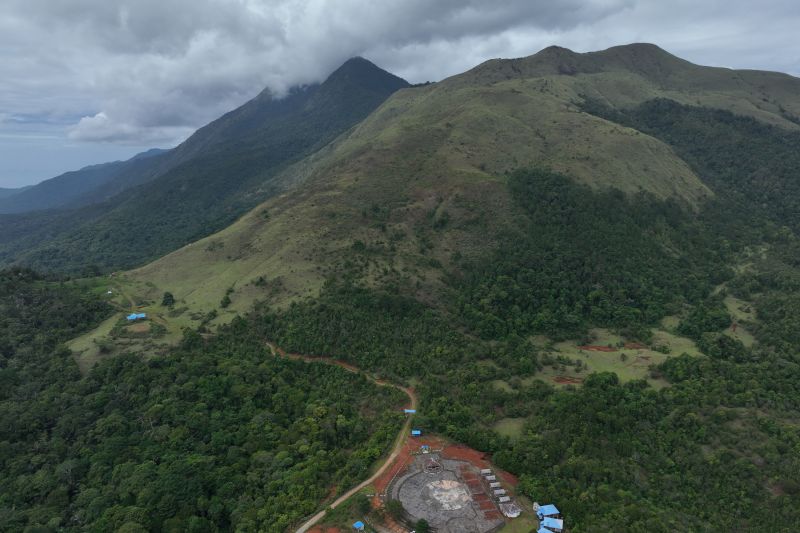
537,504,560,519
541,516,564,531
404,408,416,414
352,520,365,531
411,429,422,437
126,312,147,321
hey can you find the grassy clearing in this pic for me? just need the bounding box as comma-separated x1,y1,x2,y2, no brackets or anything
67,274,194,374
493,418,527,440
492,379,515,393
723,295,757,347
531,327,697,388
500,514,539,533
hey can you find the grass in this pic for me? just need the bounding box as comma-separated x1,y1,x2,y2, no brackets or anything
723,295,757,348
531,328,696,388
492,380,515,393
500,515,539,533
493,418,527,440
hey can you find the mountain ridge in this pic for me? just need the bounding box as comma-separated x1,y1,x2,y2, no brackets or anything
0,57,409,272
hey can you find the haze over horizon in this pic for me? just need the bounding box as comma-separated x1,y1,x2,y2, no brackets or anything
2,0,799,188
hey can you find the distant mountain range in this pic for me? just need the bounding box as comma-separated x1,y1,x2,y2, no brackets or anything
0,186,30,199
0,148,168,214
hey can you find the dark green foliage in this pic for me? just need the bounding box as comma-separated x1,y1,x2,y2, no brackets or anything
453,168,728,340
161,291,175,307
581,97,800,234
386,500,404,520
254,281,478,380
677,298,731,339
0,272,404,532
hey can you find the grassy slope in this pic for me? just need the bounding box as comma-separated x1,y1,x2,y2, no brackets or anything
76,44,800,362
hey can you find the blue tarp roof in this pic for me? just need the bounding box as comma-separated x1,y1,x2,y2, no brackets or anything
538,504,560,516
404,409,416,413
542,517,563,530
411,429,421,436
538,528,552,533
353,521,365,529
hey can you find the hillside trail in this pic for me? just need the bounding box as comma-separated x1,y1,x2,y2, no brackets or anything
263,342,417,533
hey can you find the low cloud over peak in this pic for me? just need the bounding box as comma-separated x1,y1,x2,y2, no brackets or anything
1,1,799,185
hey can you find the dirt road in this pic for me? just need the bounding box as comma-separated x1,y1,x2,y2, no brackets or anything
263,342,417,533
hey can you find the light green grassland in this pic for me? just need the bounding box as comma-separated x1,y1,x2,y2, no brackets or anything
493,418,527,440
532,328,700,389
723,295,757,347
500,515,539,533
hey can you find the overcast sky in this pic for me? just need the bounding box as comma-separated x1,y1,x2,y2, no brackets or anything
1,0,798,188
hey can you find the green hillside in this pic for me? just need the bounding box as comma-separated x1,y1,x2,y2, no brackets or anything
128,43,800,323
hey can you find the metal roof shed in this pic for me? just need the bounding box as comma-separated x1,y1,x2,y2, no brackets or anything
542,517,564,531
537,504,560,517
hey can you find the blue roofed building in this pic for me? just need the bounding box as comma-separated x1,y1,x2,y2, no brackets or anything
541,516,564,531
537,504,560,518
411,429,422,436
126,312,147,321
352,520,365,531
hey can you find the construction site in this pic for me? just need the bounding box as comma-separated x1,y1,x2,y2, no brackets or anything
371,436,528,533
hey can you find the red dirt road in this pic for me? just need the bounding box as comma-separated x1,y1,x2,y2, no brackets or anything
264,342,417,533
579,345,617,352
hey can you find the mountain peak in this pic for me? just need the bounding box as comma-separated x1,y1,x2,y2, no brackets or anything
324,56,409,92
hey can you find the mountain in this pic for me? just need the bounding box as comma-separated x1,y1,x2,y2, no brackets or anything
0,149,168,214
128,43,800,320
0,186,29,199
0,57,409,272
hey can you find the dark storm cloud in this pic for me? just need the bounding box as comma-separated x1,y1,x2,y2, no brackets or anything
0,1,799,185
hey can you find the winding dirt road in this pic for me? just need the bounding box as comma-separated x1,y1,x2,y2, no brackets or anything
263,342,417,533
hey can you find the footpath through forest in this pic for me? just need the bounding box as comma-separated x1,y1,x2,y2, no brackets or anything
263,342,417,533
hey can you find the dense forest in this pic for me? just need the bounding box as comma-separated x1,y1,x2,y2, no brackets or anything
0,273,404,532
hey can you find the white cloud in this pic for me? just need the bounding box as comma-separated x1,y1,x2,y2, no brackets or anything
68,112,193,144
0,0,799,177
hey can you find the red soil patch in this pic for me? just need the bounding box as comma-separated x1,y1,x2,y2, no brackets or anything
499,470,520,487
371,436,447,507
473,493,489,502
579,345,616,352
441,442,519,488
479,500,495,510
126,322,150,333
553,376,584,385
624,342,647,349
307,528,340,533
484,510,502,520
